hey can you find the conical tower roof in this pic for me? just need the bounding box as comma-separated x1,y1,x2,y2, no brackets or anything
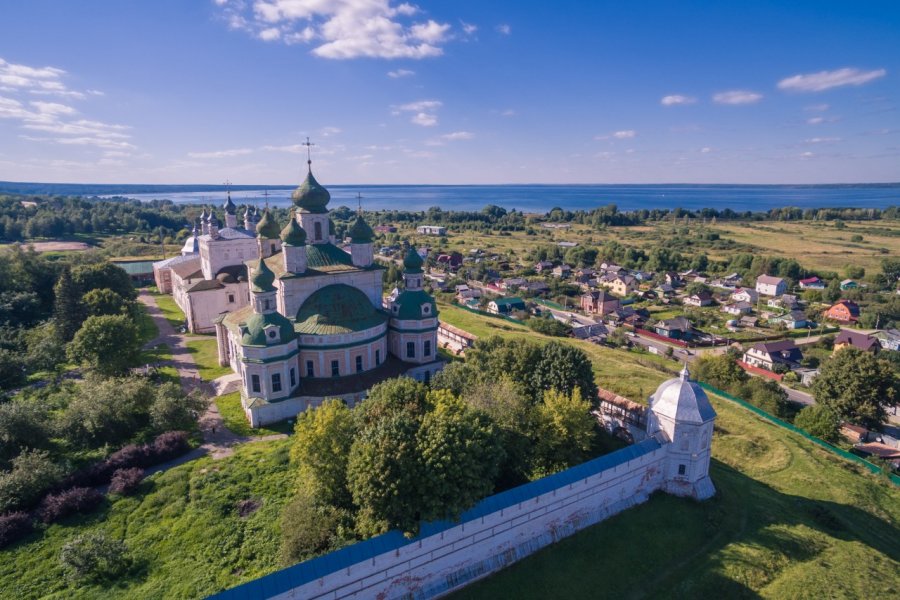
250,257,276,293
291,170,331,214
403,246,424,273
223,192,236,215
255,209,281,239
349,214,374,244
280,212,307,246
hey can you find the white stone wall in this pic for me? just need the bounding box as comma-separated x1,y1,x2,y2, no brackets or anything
266,444,670,600
200,236,258,280
186,281,249,333
280,270,383,319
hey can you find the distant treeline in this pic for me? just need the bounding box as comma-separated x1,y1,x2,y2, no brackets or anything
1,193,898,242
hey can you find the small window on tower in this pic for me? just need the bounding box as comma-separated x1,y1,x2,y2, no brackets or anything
271,373,282,392
315,222,323,240
424,340,431,357
264,299,270,310
423,304,430,315
306,360,314,378
406,341,415,358
228,294,235,303
678,464,686,476
331,360,340,377
375,349,381,366
290,368,296,388
355,355,363,373
251,374,260,393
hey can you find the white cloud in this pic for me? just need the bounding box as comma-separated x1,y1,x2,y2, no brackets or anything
216,0,452,60
712,90,763,105
500,108,516,117
778,67,886,93
30,100,76,115
661,94,696,106
461,21,477,35
320,126,341,137
441,131,473,141
410,112,438,126
398,99,442,111
258,27,281,41
496,23,511,35
806,116,838,125
805,103,829,112
805,137,841,144
387,68,415,78
261,144,306,153
613,130,636,139
800,151,814,158
187,148,254,158
700,147,712,153
0,57,89,99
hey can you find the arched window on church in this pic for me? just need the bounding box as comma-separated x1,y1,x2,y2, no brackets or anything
314,221,323,241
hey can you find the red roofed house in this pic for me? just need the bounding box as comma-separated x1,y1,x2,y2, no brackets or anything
580,289,621,316
799,276,825,290
824,300,860,324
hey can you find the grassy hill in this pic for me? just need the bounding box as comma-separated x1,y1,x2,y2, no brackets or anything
1,306,897,599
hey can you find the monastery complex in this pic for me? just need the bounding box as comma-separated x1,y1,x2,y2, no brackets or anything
153,161,443,426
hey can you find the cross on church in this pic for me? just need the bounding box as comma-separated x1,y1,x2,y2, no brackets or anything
223,179,232,199
356,192,363,214
302,137,315,169
262,188,270,209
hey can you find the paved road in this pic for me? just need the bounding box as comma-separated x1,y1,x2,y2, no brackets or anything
138,291,286,460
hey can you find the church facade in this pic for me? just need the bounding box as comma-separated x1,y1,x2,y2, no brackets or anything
214,166,443,426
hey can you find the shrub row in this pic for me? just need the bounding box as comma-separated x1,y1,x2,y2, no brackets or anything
0,431,190,549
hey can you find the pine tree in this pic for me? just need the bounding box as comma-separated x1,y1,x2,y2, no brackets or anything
53,267,84,342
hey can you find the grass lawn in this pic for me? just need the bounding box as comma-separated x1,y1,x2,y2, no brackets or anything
153,293,186,329
186,338,232,382
134,301,159,345
138,343,180,384
215,391,295,437
454,391,900,600
0,440,295,600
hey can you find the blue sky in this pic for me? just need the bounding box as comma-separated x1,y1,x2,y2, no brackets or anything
1,0,899,184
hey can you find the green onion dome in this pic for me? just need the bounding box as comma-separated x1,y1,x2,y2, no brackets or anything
223,193,236,215
291,170,330,213
403,246,424,273
255,208,281,239
250,257,276,292
348,214,375,244
280,213,307,246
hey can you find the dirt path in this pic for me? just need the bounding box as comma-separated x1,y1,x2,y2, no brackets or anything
138,291,286,459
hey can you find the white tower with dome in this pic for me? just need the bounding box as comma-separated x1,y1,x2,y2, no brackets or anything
647,365,717,500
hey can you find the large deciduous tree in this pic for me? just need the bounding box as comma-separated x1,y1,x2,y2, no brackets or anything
289,399,356,509
812,348,897,429
533,387,594,476
67,314,141,375
71,262,136,301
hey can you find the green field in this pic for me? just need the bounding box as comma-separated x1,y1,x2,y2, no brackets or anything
455,391,900,599
0,440,294,600
153,293,186,329
186,338,232,382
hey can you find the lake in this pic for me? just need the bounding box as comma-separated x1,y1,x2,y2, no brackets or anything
118,183,899,214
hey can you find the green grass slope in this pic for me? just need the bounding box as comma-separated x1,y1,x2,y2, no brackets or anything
454,393,900,600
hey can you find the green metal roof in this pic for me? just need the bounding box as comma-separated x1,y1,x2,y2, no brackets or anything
291,170,331,214
256,209,281,239
280,214,307,246
306,243,354,269
403,246,424,273
393,289,438,320
349,214,374,243
241,311,296,346
250,258,276,292
492,297,525,308
295,284,388,335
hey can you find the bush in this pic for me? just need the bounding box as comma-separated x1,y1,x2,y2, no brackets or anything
0,400,51,466
0,449,65,513
38,487,103,524
795,404,840,443
108,468,144,496
150,384,206,432
279,490,341,565
151,431,191,461
0,511,33,549
59,531,131,582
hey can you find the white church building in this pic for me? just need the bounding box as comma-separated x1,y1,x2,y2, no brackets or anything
213,163,443,426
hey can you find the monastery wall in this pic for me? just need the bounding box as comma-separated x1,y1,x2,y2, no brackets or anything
213,438,671,600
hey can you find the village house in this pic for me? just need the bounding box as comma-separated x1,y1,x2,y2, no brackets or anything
683,290,713,307
755,274,787,297
487,297,526,315
840,423,870,444
799,276,825,290
824,299,860,323
534,260,554,273
437,322,477,355
521,281,551,294
416,225,446,236
722,301,753,316
873,329,900,351
833,330,880,354
768,294,799,310
654,316,694,340
374,224,397,233
436,253,463,270
740,315,759,328
840,279,858,290
580,289,621,316
769,310,808,329
551,264,572,278
731,287,759,304
574,268,596,283
599,273,638,297
664,271,682,287
743,339,803,371
500,277,527,291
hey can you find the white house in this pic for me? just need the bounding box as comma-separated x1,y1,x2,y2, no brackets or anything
731,287,759,304
755,275,787,297
416,225,446,236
